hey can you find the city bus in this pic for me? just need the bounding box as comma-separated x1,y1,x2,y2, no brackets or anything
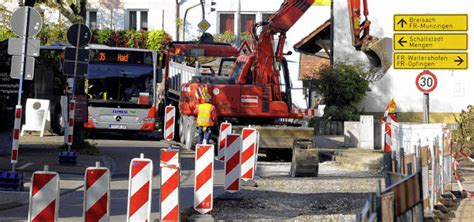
37,44,161,134
84,45,161,132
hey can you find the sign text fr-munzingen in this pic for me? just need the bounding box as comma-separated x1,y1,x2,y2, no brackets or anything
394,15,468,31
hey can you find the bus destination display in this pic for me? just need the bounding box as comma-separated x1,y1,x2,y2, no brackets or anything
91,50,152,65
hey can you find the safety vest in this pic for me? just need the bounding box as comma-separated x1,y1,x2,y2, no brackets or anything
197,103,214,127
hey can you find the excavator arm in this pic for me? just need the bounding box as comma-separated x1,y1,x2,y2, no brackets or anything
252,0,315,101
348,0,393,80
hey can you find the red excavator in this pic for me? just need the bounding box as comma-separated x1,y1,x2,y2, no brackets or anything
167,0,391,173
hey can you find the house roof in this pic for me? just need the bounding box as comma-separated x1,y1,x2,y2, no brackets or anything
293,19,331,56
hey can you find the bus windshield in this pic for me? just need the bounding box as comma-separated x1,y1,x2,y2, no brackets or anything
87,63,154,108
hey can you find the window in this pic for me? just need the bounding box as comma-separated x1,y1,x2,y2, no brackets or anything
219,13,234,33
262,13,273,22
128,10,148,30
88,11,97,30
129,11,137,30
240,14,256,33
140,11,148,30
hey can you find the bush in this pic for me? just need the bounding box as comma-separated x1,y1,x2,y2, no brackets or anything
453,105,474,153
146,30,171,51
310,64,370,121
213,31,252,44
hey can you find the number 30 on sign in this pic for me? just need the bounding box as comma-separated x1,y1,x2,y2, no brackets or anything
416,70,437,93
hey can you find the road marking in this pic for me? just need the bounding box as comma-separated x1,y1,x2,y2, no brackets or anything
17,162,34,170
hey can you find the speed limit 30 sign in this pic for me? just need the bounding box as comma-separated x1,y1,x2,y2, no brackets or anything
416,70,437,93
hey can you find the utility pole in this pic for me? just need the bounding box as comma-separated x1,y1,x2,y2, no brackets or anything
330,0,334,66
235,0,241,46
176,0,181,40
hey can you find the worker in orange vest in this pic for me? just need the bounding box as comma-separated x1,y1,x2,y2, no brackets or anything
194,94,217,144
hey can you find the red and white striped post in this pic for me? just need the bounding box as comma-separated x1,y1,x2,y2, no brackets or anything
164,105,176,141
127,153,153,222
66,99,76,147
11,105,22,167
241,127,257,181
254,131,260,176
383,113,397,153
84,162,110,222
217,121,232,161
160,148,180,221
28,165,60,222
224,134,241,192
194,143,214,214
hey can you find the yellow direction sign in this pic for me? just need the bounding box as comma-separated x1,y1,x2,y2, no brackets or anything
394,14,468,31
394,33,468,50
394,53,468,69
313,0,331,6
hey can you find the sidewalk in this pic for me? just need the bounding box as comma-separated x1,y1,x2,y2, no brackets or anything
451,165,474,221
0,134,108,211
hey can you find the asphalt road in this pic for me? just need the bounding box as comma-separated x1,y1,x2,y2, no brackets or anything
0,134,226,221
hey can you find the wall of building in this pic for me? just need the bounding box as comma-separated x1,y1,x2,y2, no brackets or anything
334,0,473,122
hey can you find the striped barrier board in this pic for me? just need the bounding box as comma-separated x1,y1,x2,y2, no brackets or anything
224,134,241,193
11,105,22,164
194,144,214,214
160,149,180,221
383,170,423,219
217,122,232,161
84,162,110,222
383,114,397,153
67,100,76,146
254,131,260,175
127,154,153,222
241,127,257,181
28,166,60,222
164,105,176,141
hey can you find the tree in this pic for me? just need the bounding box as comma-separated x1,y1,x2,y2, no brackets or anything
24,0,86,23
311,64,370,121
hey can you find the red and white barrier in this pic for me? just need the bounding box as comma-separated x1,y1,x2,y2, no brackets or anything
127,153,153,222
28,166,59,222
160,149,180,221
194,144,214,214
241,127,257,181
84,162,110,222
218,122,232,161
67,100,76,146
383,114,397,153
164,105,176,141
224,134,241,192
255,131,260,175
11,105,22,164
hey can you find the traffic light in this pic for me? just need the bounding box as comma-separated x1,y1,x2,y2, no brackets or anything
210,0,216,12
205,0,216,12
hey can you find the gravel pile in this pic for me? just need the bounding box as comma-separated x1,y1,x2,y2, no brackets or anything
187,162,383,221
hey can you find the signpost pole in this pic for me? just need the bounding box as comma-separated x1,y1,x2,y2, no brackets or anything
423,93,429,124
11,7,31,172
66,23,82,153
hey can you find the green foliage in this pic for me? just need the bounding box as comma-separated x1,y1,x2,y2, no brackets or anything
146,30,171,51
453,105,474,152
0,5,14,42
213,31,252,44
96,29,113,45
311,64,370,121
38,23,68,45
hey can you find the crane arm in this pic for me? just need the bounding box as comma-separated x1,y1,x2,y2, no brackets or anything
266,0,315,34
